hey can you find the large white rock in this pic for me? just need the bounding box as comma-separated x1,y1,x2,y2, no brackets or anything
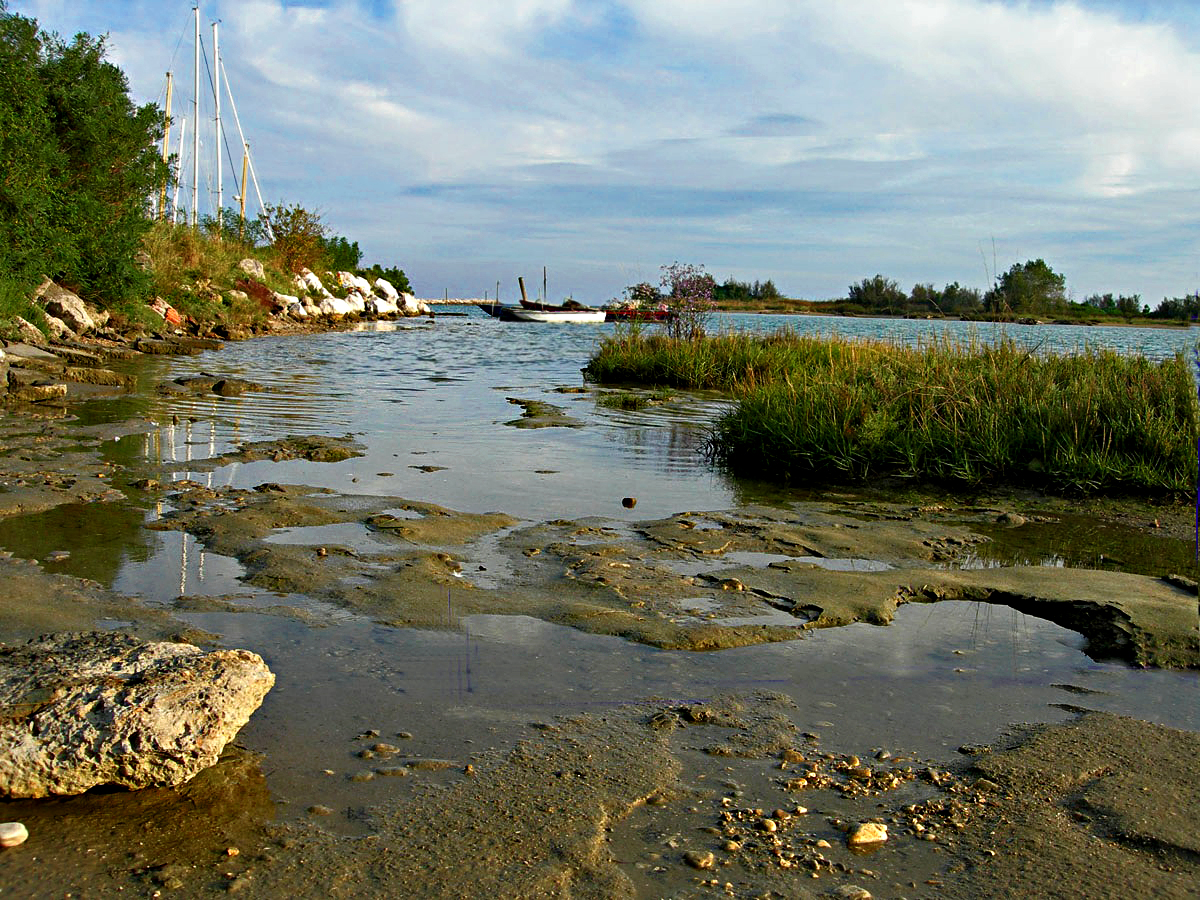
318,296,354,318
335,271,374,296
400,293,427,317
374,278,400,301
35,280,97,334
296,268,332,298
366,296,400,317
342,290,368,314
0,632,274,798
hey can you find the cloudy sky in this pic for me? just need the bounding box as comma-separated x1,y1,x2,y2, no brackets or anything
15,0,1200,303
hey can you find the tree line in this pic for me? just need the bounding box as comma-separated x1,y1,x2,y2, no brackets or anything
0,2,409,329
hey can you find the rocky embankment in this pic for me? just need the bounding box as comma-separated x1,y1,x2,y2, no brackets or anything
1,262,431,407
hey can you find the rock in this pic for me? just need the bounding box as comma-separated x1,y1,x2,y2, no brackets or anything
12,318,46,345
0,822,28,848
374,277,400,301
683,850,715,870
147,297,184,327
42,314,74,342
829,886,873,900
997,512,1027,526
622,497,637,509
35,280,97,334
847,822,888,846
237,258,265,280
0,632,274,798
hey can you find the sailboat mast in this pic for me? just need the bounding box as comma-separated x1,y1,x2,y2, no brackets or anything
172,118,187,224
213,20,222,229
158,71,173,220
191,5,200,226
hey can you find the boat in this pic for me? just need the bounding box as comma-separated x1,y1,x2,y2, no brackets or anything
477,302,606,323
477,273,606,323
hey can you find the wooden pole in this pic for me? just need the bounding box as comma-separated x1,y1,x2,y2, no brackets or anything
518,277,528,304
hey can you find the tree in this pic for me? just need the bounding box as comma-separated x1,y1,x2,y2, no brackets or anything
321,234,361,271
260,202,326,274
985,259,1066,315
661,262,715,340
847,275,907,312
0,6,166,304
940,282,982,314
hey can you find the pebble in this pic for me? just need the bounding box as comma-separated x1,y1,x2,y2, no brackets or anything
683,850,715,870
307,805,334,816
847,823,888,846
622,497,637,509
375,766,410,777
0,822,28,848
830,886,873,900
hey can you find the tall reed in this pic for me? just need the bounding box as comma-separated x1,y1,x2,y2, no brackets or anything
585,331,1199,494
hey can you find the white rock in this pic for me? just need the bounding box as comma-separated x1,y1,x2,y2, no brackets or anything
847,822,888,846
0,632,274,798
367,296,400,317
237,258,265,280
0,822,27,848
336,271,374,296
271,292,300,311
342,291,368,314
35,280,97,334
374,278,399,301
287,301,308,319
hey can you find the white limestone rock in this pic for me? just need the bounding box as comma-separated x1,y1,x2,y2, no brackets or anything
373,278,400,301
0,632,274,799
34,280,97,334
237,258,265,280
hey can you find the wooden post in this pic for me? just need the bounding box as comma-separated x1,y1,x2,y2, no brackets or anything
518,277,528,304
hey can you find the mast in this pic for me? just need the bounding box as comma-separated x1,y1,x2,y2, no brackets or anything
213,19,222,229
191,5,200,226
158,71,173,219
238,144,249,240
172,118,187,224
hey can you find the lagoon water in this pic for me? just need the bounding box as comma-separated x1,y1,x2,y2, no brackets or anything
28,311,1200,819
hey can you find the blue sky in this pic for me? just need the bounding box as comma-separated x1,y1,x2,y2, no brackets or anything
16,0,1200,303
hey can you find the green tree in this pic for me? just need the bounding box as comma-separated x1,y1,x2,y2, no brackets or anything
0,5,165,307
985,259,1066,315
260,202,327,274
321,234,361,271
847,275,907,312
359,263,412,295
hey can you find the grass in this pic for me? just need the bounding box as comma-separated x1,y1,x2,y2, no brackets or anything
584,331,1199,494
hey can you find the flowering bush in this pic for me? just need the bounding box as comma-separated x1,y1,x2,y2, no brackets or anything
661,262,715,341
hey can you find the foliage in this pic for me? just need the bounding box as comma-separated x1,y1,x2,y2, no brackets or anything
359,263,412,295
661,262,715,341
622,281,662,307
713,277,782,306
847,275,907,312
321,234,361,272
1151,293,1200,322
985,259,1066,316
260,202,327,274
0,6,167,307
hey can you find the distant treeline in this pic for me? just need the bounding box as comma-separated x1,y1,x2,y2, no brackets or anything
712,259,1200,323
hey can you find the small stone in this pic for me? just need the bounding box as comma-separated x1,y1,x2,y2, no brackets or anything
348,771,376,783
829,886,873,899
375,766,410,777
371,743,399,754
395,731,414,740
848,823,888,846
225,847,240,857
622,497,637,509
322,769,335,776
874,750,892,761
0,822,28,847
307,805,334,816
781,749,805,764
357,730,380,739
45,551,70,563
760,818,778,833
684,850,715,870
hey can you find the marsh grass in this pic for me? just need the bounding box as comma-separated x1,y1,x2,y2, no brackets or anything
585,331,1199,494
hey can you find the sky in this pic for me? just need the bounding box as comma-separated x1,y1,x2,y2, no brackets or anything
14,0,1200,303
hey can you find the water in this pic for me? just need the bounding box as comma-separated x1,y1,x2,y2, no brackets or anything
14,311,1200,822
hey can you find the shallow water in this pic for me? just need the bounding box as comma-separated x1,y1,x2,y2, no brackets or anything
11,311,1200,826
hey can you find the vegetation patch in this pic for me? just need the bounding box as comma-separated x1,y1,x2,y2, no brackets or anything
586,332,1199,494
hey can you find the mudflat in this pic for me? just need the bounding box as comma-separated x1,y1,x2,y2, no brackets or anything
0,372,1195,897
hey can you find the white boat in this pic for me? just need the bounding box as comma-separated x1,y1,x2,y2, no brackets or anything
478,303,606,324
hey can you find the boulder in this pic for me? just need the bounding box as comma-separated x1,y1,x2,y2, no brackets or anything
0,632,274,798
335,271,374,296
42,314,74,342
374,278,400,301
343,291,368,314
12,317,46,345
400,293,424,317
34,280,98,334
366,296,399,317
237,258,266,280
295,268,331,298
